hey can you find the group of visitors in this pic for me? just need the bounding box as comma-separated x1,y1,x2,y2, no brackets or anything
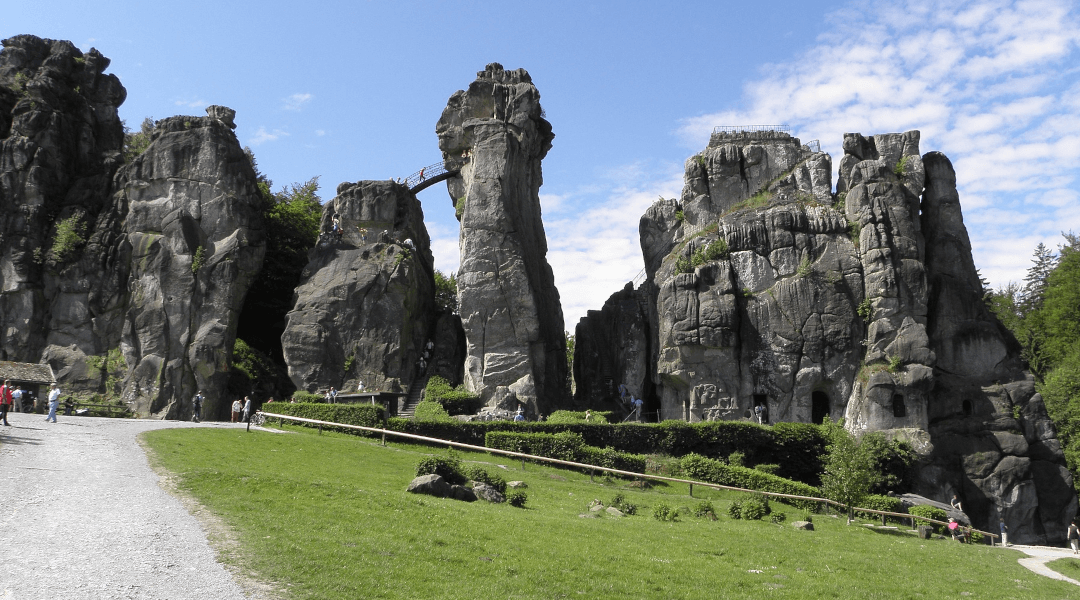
325,387,338,403
617,384,645,422
230,397,253,422
0,380,60,424
417,340,434,376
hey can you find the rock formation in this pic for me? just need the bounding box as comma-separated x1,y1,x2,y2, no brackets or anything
435,63,567,415
573,283,652,414
575,127,1077,543
0,35,266,420
282,180,435,394
115,107,266,420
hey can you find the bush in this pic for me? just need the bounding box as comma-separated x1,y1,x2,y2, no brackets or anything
425,376,483,416
485,431,647,473
771,512,787,524
680,453,821,510
464,465,506,494
693,500,716,518
909,505,948,533
268,402,384,433
611,493,638,516
416,450,466,485
728,494,770,520
290,391,324,403
413,400,453,423
653,502,677,522
753,463,780,475
507,491,527,508
727,451,746,467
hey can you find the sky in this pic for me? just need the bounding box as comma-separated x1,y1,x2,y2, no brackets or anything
6,0,1079,327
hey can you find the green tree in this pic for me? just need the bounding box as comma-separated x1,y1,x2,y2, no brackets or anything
434,269,457,313
123,117,154,162
819,417,880,521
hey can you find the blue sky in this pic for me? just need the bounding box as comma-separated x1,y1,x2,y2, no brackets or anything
7,0,1079,326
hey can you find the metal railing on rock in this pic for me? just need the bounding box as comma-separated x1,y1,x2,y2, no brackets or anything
712,125,791,135
256,411,999,544
403,161,459,193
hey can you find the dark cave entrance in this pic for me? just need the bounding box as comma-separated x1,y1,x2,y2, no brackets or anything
893,394,906,418
811,391,830,424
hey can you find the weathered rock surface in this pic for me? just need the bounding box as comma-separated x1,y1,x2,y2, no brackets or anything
407,474,450,497
282,180,435,395
578,127,1077,543
0,35,127,378
471,481,505,503
115,108,266,420
0,36,265,420
573,282,652,414
436,63,567,416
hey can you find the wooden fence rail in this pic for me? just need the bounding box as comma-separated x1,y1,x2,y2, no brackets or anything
258,411,999,544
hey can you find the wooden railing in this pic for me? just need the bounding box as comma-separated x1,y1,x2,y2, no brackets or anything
256,411,999,544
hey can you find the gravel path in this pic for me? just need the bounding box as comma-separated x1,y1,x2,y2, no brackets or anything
1011,544,1080,586
0,412,274,600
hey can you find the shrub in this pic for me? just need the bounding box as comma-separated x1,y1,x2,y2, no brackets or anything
894,155,911,177
909,504,948,533
49,213,87,264
653,502,677,522
290,391,323,403
855,494,904,523
857,298,872,323
771,512,787,524
674,210,684,222
675,256,693,274
727,451,746,467
464,465,506,494
753,463,780,475
797,255,812,278
507,491,527,508
727,494,771,520
191,246,206,274
268,402,384,431
425,376,482,416
413,400,453,423
610,493,638,516
455,197,466,219
705,239,729,261
679,453,821,510
416,450,466,485
693,500,716,518
485,431,646,473
887,355,902,373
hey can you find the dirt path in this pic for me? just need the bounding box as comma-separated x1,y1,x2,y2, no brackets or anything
0,412,273,600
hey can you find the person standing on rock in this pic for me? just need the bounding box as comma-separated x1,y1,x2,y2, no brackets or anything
46,383,60,423
191,391,204,422
0,380,12,426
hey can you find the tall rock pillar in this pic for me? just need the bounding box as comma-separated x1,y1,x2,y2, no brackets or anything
436,63,566,415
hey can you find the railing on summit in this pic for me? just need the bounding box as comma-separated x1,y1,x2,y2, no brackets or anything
806,139,821,153
712,125,791,135
404,161,459,193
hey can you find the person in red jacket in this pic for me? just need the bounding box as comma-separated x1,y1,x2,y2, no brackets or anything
0,379,12,426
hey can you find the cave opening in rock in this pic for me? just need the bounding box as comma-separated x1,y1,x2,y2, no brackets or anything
962,399,973,416
893,394,906,418
811,390,830,424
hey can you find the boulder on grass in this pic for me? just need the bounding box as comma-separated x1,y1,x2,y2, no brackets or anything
407,474,450,497
473,482,505,503
449,485,477,502
792,521,815,531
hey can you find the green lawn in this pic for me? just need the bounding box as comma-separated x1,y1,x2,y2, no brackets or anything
1047,557,1080,582
142,426,1079,599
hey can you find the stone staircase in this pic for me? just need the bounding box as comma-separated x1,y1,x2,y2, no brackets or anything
398,373,431,418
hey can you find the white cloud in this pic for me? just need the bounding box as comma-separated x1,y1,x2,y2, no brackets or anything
283,93,313,111
173,98,207,109
315,129,326,137
248,126,289,146
677,0,1080,290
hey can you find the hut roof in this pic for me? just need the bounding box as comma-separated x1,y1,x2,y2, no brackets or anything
0,362,56,385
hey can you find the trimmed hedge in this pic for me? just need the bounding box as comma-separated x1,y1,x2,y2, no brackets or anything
909,504,949,533
384,419,827,485
484,431,647,473
855,494,905,523
546,410,612,424
679,453,821,510
265,402,384,433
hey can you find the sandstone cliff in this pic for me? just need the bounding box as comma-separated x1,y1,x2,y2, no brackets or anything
0,36,266,420
282,180,435,395
435,63,567,415
576,128,1076,542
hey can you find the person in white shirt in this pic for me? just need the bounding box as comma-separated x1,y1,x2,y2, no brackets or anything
46,383,61,423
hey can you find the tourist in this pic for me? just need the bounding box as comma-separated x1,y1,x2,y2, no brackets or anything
585,409,591,421
1069,520,1080,554
191,390,204,422
514,410,525,422
754,404,763,424
950,494,964,513
999,519,1009,546
242,396,252,422
231,398,242,422
46,383,60,423
0,380,11,426
328,387,337,404
634,396,644,422
357,380,365,393
948,518,961,542
12,386,23,413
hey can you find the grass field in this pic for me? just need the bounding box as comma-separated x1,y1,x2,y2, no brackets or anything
142,425,1080,599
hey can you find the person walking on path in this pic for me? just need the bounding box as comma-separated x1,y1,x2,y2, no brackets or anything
1068,520,1080,555
46,383,60,423
192,391,204,422
231,399,242,422
0,380,12,426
